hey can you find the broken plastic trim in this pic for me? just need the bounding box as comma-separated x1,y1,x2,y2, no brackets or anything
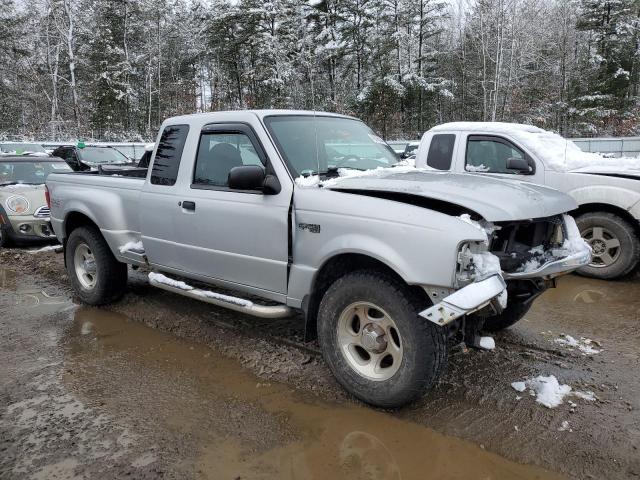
419,275,506,326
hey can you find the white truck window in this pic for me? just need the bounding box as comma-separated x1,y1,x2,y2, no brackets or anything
193,132,262,187
466,135,526,174
426,134,455,170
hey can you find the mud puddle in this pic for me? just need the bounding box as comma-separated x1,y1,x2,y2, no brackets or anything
63,308,564,479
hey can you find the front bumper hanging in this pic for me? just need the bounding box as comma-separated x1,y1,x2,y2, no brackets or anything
419,275,506,326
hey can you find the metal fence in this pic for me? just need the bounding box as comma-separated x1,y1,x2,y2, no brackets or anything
571,137,640,158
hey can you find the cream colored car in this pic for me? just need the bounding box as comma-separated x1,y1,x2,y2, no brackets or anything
0,155,71,246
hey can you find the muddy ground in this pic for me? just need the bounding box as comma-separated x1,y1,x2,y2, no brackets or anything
0,248,638,480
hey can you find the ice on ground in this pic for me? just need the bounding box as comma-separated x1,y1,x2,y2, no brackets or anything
118,240,144,254
148,272,253,307
554,334,601,355
478,336,495,350
28,245,60,254
510,375,598,408
558,420,571,432
511,381,527,392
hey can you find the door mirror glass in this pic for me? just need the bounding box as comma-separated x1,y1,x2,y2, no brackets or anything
228,165,266,191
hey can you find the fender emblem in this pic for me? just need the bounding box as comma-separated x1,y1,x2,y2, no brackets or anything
298,223,320,234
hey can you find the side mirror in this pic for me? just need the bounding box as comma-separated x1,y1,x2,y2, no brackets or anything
506,157,531,172
228,165,281,195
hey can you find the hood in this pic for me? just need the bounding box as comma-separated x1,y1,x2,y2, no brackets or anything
325,170,577,222
568,165,640,180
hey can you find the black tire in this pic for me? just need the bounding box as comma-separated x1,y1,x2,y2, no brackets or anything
575,212,640,280
317,271,447,408
0,225,10,248
481,301,532,332
66,226,128,305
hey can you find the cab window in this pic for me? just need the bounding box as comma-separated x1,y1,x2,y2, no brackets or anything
465,135,531,174
426,134,455,170
193,132,265,188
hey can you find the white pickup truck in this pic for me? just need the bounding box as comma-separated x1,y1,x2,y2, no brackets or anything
46,110,590,407
415,122,640,279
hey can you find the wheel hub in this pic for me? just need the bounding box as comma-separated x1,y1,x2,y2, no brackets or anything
360,323,387,354
591,239,606,255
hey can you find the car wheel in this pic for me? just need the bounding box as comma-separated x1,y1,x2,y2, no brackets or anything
317,271,447,408
481,301,532,332
66,226,128,305
576,212,640,280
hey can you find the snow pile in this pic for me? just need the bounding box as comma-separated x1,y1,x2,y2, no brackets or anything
28,245,60,254
554,335,601,355
471,251,502,277
148,272,253,307
0,183,39,190
510,375,597,409
558,421,571,432
118,240,144,253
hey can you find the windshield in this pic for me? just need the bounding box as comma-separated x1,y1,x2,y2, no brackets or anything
0,143,47,154
0,161,72,185
264,115,398,177
78,147,130,164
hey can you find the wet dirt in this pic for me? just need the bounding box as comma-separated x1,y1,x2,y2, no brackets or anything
1,248,639,479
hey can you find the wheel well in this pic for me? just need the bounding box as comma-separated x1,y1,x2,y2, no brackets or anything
301,253,430,341
64,212,99,240
573,203,640,236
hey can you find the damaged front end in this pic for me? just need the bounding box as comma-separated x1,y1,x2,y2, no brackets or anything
420,214,591,328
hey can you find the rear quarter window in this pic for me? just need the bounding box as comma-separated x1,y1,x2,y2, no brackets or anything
426,134,455,170
151,125,189,186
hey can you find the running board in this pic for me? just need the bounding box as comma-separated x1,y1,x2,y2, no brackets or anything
148,272,294,319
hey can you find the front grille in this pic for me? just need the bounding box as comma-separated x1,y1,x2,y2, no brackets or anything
33,206,50,218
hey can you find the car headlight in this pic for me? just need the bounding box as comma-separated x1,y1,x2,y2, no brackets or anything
6,195,30,214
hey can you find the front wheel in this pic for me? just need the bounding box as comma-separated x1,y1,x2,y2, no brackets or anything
317,271,447,408
66,226,128,305
481,301,532,332
576,212,640,280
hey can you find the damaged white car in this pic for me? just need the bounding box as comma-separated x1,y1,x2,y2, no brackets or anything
46,111,590,408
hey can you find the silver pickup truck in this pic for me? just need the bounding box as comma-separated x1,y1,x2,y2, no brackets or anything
46,110,591,407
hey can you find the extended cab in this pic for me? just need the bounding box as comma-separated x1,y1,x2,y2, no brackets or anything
415,122,640,279
46,111,590,407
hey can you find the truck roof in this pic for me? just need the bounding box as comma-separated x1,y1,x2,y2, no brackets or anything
430,122,547,134
164,109,359,124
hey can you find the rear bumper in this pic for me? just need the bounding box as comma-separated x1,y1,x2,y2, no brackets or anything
419,275,506,326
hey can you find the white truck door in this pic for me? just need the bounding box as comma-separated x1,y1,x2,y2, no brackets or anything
171,123,290,295
456,133,545,184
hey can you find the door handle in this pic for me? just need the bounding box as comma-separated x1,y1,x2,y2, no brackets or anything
181,201,196,211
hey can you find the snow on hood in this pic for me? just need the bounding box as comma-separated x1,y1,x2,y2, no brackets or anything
296,165,577,222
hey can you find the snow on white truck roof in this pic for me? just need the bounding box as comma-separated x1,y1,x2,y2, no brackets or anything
429,122,640,173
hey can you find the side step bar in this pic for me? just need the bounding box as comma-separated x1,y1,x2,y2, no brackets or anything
148,272,294,319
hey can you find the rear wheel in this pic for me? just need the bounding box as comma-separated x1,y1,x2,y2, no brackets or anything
66,226,128,305
317,271,447,408
576,212,640,280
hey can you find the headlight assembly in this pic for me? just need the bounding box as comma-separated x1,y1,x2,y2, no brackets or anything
6,195,30,214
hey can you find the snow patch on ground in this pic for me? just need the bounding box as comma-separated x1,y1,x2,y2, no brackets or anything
510,375,598,408
148,272,253,307
28,245,60,254
478,336,495,350
118,240,144,254
554,334,601,355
